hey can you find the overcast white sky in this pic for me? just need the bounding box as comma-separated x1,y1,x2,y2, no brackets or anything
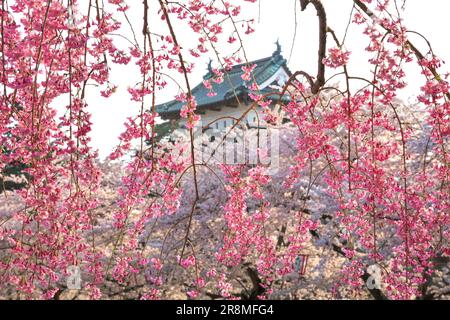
77,0,450,159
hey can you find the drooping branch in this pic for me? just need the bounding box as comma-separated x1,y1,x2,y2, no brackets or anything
157,0,200,262
353,0,450,101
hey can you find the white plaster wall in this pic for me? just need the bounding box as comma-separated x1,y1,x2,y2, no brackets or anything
176,103,267,133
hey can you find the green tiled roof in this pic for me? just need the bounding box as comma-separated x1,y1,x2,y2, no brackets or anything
156,46,291,117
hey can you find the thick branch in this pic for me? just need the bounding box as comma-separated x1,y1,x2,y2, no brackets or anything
299,0,327,93
310,230,389,300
